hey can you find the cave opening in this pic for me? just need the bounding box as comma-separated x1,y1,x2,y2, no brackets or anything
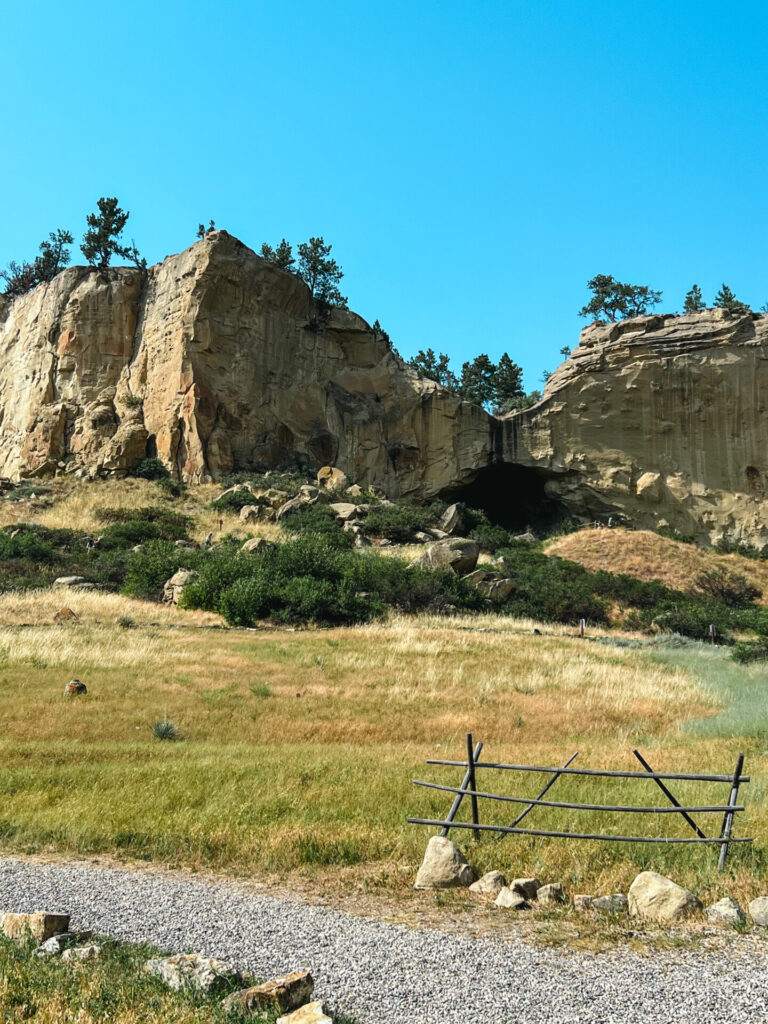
441,463,565,531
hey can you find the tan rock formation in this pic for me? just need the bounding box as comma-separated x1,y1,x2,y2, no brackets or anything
0,232,493,493
507,309,768,547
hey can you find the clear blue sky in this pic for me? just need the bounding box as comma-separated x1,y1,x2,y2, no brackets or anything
2,0,767,389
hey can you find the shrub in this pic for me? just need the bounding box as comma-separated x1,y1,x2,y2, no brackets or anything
210,490,260,512
470,523,512,553
152,719,180,741
95,506,192,533
249,682,273,697
692,567,761,607
121,541,198,600
117,616,136,629
132,458,169,481
498,545,609,624
362,502,434,542
281,504,351,544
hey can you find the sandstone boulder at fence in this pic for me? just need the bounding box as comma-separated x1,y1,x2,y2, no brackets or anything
628,871,701,923
537,882,565,907
1,912,70,943
510,878,542,900
469,870,507,897
145,953,248,994
414,836,474,889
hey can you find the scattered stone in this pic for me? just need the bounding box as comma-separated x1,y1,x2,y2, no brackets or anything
145,953,248,993
317,467,349,493
440,503,464,536
469,870,507,897
52,576,85,588
413,531,433,543
628,871,701,923
53,607,78,622
536,882,565,907
427,528,449,540
592,894,628,913
239,504,265,522
217,484,253,501
706,897,745,926
462,569,515,601
64,679,87,697
262,488,290,509
329,502,359,521
748,896,768,926
573,895,593,912
510,878,542,900
345,484,363,498
162,569,199,605
513,531,537,544
1,912,70,943
414,836,474,889
276,496,310,520
494,887,529,910
418,538,480,575
62,943,102,961
353,534,371,549
241,538,274,554
35,931,92,956
299,484,329,504
277,1001,332,1024
222,971,314,1015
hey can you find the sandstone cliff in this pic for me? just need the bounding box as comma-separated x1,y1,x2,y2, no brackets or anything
3,233,768,547
508,310,768,547
0,232,494,496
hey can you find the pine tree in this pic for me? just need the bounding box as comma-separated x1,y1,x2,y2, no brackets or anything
714,283,749,315
493,353,524,411
579,274,662,322
36,229,74,281
296,237,347,307
683,284,705,313
81,197,143,269
260,238,295,271
408,349,457,390
458,354,496,407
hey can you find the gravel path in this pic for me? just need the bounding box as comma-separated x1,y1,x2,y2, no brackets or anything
1,857,767,1023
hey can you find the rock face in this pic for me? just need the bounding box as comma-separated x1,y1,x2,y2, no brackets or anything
5,240,768,546
507,310,768,547
0,232,493,493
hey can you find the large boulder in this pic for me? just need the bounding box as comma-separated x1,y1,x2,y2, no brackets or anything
706,897,744,926
145,953,248,994
440,503,464,536
413,836,474,889
317,467,349,493
163,569,199,605
222,971,314,1015
628,871,701,923
462,569,515,601
277,1002,332,1024
420,539,480,575
1,912,70,943
748,896,768,926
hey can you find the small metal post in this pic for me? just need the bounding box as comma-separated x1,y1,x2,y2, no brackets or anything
718,753,745,871
580,619,586,638
466,732,480,841
709,624,716,644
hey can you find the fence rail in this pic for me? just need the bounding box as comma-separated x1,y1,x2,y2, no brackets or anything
408,734,752,869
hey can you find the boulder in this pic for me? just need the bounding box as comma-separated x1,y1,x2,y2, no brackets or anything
513,532,537,545
592,894,628,913
573,895,593,912
510,877,542,900
469,870,507,897
35,931,92,956
239,504,264,522
276,496,309,521
241,538,274,554
462,569,515,601
145,953,248,994
706,897,745,926
628,871,701,923
163,569,200,605
1,912,70,943
317,467,349,493
52,576,85,588
536,882,565,907
494,887,529,910
420,539,479,575
222,971,314,1015
262,488,290,509
345,484,363,498
277,1002,332,1024
62,944,101,961
329,502,359,522
748,896,768,926
413,531,433,543
413,836,474,889
440,503,464,536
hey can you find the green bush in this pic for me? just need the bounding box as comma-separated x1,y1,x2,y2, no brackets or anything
732,642,768,664
470,523,512,553
498,545,609,624
692,566,761,607
152,719,180,741
132,458,169,481
362,502,434,542
281,504,352,544
95,506,192,533
121,541,198,600
210,490,260,512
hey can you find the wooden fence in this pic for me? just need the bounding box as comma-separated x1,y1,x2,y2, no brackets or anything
408,734,751,870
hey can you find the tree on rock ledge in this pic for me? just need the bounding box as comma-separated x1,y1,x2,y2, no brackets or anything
578,274,662,323
296,237,347,307
714,283,750,315
683,284,705,313
81,197,145,270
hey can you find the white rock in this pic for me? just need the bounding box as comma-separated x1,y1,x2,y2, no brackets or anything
413,836,474,889
145,953,248,993
277,1001,332,1024
62,944,101,961
748,896,768,926
494,887,529,910
537,882,565,907
573,894,593,912
510,877,542,900
706,897,745,926
592,894,628,913
628,871,701,923
469,870,507,896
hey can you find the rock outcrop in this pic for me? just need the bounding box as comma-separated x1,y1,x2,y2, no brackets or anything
4,234,768,546
0,232,493,494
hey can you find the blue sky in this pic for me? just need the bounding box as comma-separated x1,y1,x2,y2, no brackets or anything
2,0,767,389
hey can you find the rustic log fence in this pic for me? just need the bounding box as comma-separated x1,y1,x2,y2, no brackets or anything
408,734,751,870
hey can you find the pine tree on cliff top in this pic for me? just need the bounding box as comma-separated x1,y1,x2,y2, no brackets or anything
714,283,750,315
81,197,144,270
683,284,705,313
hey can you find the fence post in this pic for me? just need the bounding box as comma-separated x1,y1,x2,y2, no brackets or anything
580,619,586,638
440,738,483,838
718,753,745,871
466,732,480,841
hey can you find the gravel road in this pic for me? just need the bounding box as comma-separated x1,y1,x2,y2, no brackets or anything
1,857,766,1023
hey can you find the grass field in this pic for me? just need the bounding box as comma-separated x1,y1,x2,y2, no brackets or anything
0,584,766,910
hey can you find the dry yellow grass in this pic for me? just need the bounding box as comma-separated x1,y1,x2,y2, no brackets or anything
545,527,768,602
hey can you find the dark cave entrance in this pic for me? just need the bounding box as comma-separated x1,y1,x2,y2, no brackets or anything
441,463,564,531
